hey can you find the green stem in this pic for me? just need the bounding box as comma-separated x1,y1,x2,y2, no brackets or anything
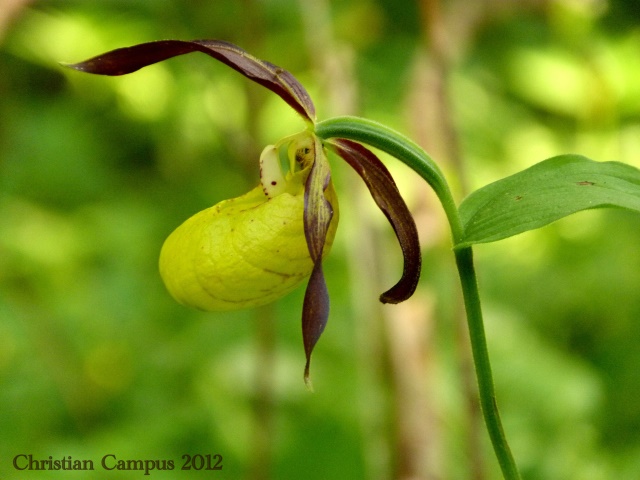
454,246,521,480
315,115,521,480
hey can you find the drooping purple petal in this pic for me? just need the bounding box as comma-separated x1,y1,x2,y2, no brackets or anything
302,261,330,386
301,135,334,384
329,138,421,303
65,39,315,122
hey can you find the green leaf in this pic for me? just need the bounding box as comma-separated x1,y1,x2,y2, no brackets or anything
458,155,640,248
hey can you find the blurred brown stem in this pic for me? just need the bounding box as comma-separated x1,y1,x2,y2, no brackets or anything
0,0,31,44
300,0,446,477
414,0,483,478
299,2,390,478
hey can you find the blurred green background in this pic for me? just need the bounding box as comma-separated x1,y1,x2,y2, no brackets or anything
2,0,640,479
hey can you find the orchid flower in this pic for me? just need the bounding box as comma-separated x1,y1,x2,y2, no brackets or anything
68,34,640,480
67,40,421,384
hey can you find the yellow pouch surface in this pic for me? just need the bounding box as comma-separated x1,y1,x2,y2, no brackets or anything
159,172,338,311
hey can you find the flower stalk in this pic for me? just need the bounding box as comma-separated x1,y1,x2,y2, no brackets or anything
454,246,520,480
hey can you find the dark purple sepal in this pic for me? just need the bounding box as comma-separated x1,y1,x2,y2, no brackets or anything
302,261,330,387
65,39,315,122
303,137,333,261
329,138,421,303
301,135,334,384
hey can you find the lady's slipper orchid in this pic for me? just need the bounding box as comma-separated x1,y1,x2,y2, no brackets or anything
68,40,421,383
159,133,339,312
